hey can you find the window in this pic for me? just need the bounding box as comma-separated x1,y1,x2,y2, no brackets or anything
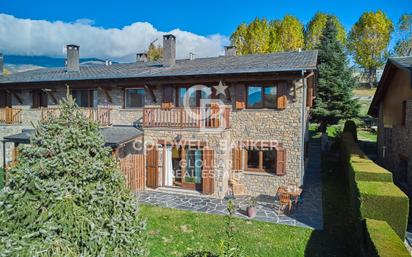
125,88,145,108
246,148,276,173
247,85,277,108
71,89,96,107
176,86,211,107
32,90,48,108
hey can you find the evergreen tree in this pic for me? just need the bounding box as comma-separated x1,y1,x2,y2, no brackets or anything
311,18,359,131
0,95,147,256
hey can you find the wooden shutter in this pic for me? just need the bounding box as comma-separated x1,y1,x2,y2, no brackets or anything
202,148,214,194
275,147,286,176
306,76,314,107
41,91,48,107
0,91,11,108
235,84,246,110
232,148,243,171
32,90,40,108
146,145,159,188
277,82,288,109
162,86,174,109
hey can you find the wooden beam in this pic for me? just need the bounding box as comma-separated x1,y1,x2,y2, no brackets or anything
43,89,58,104
144,85,157,103
99,87,113,104
8,90,23,104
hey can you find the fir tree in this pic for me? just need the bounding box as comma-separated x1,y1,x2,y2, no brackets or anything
0,95,147,256
311,17,359,131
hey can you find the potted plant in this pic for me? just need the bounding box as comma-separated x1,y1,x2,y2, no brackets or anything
247,197,257,218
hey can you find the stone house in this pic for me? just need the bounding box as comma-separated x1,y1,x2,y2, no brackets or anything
369,56,412,193
0,35,318,199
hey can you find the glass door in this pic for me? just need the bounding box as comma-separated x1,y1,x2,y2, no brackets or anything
182,148,203,190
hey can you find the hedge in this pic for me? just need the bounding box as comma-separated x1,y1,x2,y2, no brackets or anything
340,121,409,256
365,219,410,257
357,180,409,238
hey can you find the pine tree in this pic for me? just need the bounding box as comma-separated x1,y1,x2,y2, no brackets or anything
311,18,359,131
0,95,147,256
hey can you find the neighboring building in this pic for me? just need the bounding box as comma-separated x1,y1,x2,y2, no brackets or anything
0,35,318,199
369,56,412,193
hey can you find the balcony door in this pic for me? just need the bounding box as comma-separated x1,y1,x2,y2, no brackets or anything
176,86,211,108
71,89,97,107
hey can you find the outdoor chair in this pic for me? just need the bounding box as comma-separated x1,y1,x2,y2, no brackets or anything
278,191,292,214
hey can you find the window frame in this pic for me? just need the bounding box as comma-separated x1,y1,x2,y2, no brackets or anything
246,83,279,109
71,89,95,108
245,147,276,173
175,85,215,108
124,87,145,109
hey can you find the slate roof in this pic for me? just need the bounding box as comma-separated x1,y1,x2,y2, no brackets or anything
0,51,318,84
368,56,412,116
390,56,412,69
3,126,143,148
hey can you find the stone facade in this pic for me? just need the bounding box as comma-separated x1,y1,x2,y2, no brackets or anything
377,100,412,192
0,78,310,199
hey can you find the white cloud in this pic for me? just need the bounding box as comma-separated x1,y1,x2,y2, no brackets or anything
0,14,229,61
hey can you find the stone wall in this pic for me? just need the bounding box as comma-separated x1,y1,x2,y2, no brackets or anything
144,129,231,198
377,100,412,191
0,78,309,198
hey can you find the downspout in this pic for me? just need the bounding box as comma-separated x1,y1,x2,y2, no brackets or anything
2,140,6,184
300,70,307,185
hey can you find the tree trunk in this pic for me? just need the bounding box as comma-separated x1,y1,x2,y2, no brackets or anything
368,68,376,89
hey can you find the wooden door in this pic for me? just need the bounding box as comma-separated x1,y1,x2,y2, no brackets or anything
146,145,159,188
119,154,145,192
202,148,214,194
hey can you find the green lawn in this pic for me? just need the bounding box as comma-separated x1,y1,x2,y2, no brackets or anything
140,204,313,257
357,130,377,142
139,130,358,257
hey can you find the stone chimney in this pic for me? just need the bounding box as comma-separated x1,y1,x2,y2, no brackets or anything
0,53,3,75
225,46,237,56
66,44,80,72
163,34,176,67
136,53,148,62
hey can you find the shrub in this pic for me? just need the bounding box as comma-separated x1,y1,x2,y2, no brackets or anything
357,181,408,239
340,131,409,256
0,97,147,256
365,219,410,257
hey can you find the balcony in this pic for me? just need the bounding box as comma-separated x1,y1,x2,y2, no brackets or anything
143,106,231,129
0,108,22,124
41,107,112,126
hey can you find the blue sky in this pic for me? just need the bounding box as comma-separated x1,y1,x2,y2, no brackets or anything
0,0,411,60
2,0,410,35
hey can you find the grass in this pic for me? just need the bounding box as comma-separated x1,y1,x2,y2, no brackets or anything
139,128,359,257
353,88,376,97
357,130,377,142
140,204,312,257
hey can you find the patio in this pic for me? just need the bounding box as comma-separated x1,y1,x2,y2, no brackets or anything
138,139,323,230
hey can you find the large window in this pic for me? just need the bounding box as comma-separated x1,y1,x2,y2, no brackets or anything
176,86,211,107
247,85,277,109
71,89,96,107
246,148,275,173
125,88,145,108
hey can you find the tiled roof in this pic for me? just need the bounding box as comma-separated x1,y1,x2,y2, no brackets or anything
0,50,318,84
390,56,412,69
3,126,143,148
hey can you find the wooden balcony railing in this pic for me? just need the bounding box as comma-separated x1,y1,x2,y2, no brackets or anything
143,106,231,129
41,107,112,126
0,107,22,124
